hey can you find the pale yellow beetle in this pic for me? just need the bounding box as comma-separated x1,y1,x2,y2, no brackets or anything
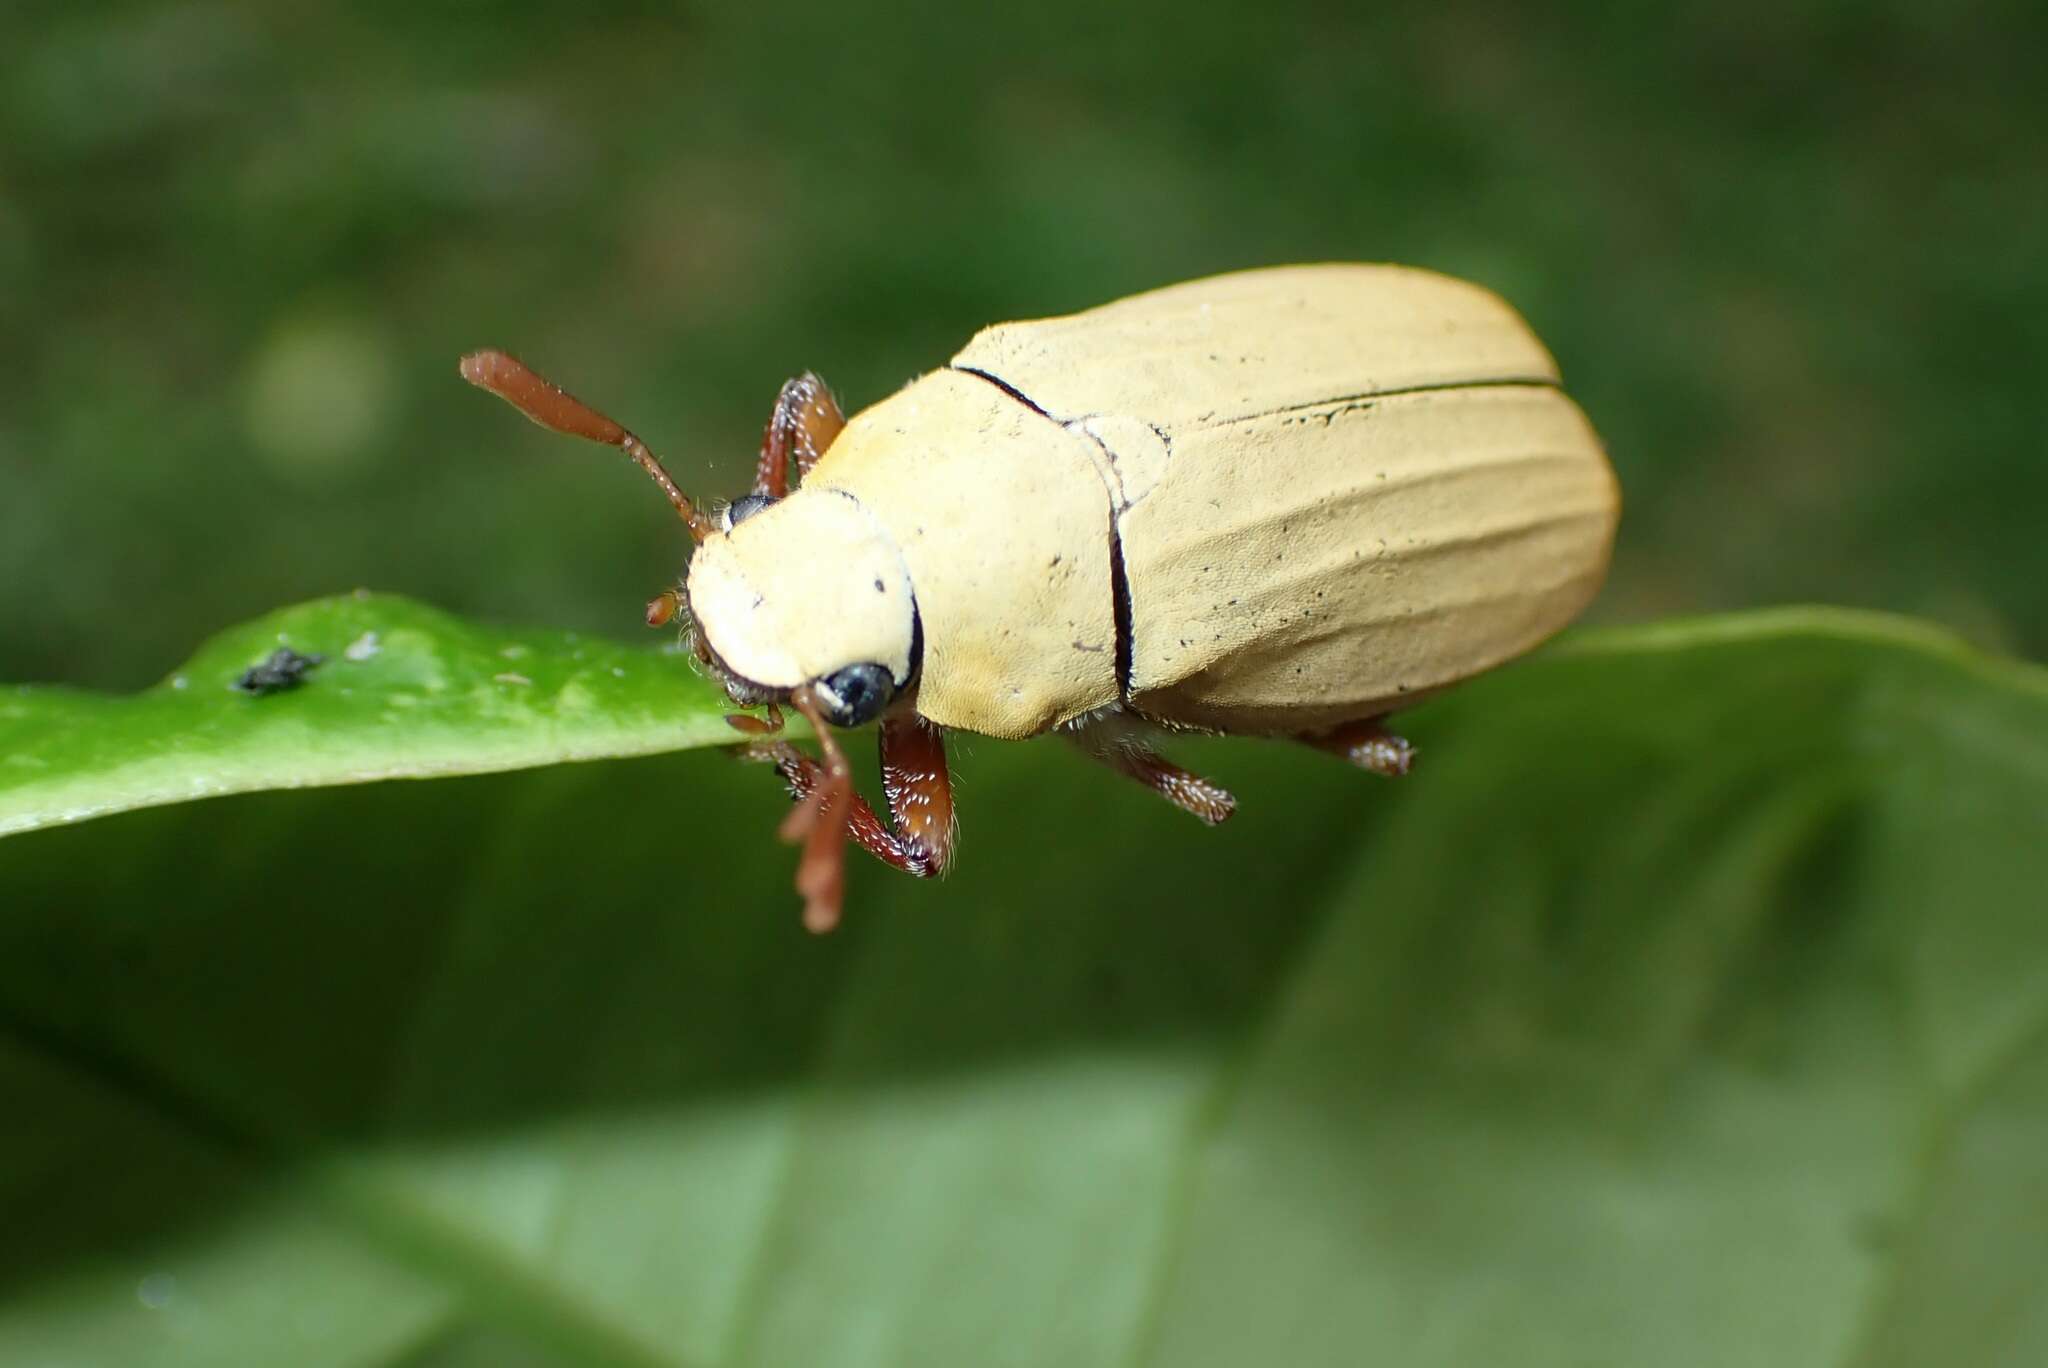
462,264,1620,931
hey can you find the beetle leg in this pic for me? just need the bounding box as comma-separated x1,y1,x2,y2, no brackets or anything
1065,718,1236,825
742,719,953,875
1296,716,1415,777
875,712,957,872
753,372,846,498
738,712,954,924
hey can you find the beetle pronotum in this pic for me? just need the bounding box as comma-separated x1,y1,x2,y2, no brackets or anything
463,264,1620,931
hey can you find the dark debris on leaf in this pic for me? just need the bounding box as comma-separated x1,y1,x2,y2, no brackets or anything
231,647,325,696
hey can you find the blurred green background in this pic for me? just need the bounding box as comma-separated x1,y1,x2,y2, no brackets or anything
5,0,2044,689
7,6,2048,1364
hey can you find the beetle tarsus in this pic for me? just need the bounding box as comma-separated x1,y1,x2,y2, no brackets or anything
1298,717,1415,777
1065,716,1237,825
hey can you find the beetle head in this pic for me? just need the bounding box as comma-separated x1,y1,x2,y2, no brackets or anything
686,488,917,727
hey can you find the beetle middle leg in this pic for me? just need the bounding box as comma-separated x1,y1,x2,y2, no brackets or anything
1296,715,1415,777
1065,714,1236,825
753,372,845,498
740,711,956,931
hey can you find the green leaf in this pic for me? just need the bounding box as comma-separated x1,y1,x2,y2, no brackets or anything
0,594,764,840
1,607,2045,1367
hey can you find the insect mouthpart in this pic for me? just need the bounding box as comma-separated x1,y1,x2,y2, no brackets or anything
696,641,780,709
722,674,782,709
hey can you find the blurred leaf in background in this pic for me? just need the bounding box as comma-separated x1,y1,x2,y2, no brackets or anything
2,613,2045,1364
3,1,2045,688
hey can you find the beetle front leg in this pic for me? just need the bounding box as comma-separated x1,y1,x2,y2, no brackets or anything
741,711,956,910
1296,715,1415,777
1065,715,1236,825
753,372,846,498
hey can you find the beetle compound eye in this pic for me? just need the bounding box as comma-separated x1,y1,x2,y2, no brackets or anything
721,493,777,532
813,662,894,727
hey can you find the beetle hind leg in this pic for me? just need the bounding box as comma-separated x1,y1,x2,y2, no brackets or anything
1065,715,1236,825
1296,716,1415,777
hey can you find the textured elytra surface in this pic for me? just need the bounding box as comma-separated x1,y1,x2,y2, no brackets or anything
950,266,1621,730
950,264,1564,428
0,605,2044,1366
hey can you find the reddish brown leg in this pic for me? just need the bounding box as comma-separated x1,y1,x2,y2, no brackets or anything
742,709,955,932
1298,716,1415,777
1066,717,1236,825
877,712,956,873
753,373,845,498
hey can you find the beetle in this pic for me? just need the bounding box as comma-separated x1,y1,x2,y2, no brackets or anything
461,264,1620,932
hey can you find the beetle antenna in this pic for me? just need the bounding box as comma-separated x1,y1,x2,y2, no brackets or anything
460,349,713,543
783,686,854,933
